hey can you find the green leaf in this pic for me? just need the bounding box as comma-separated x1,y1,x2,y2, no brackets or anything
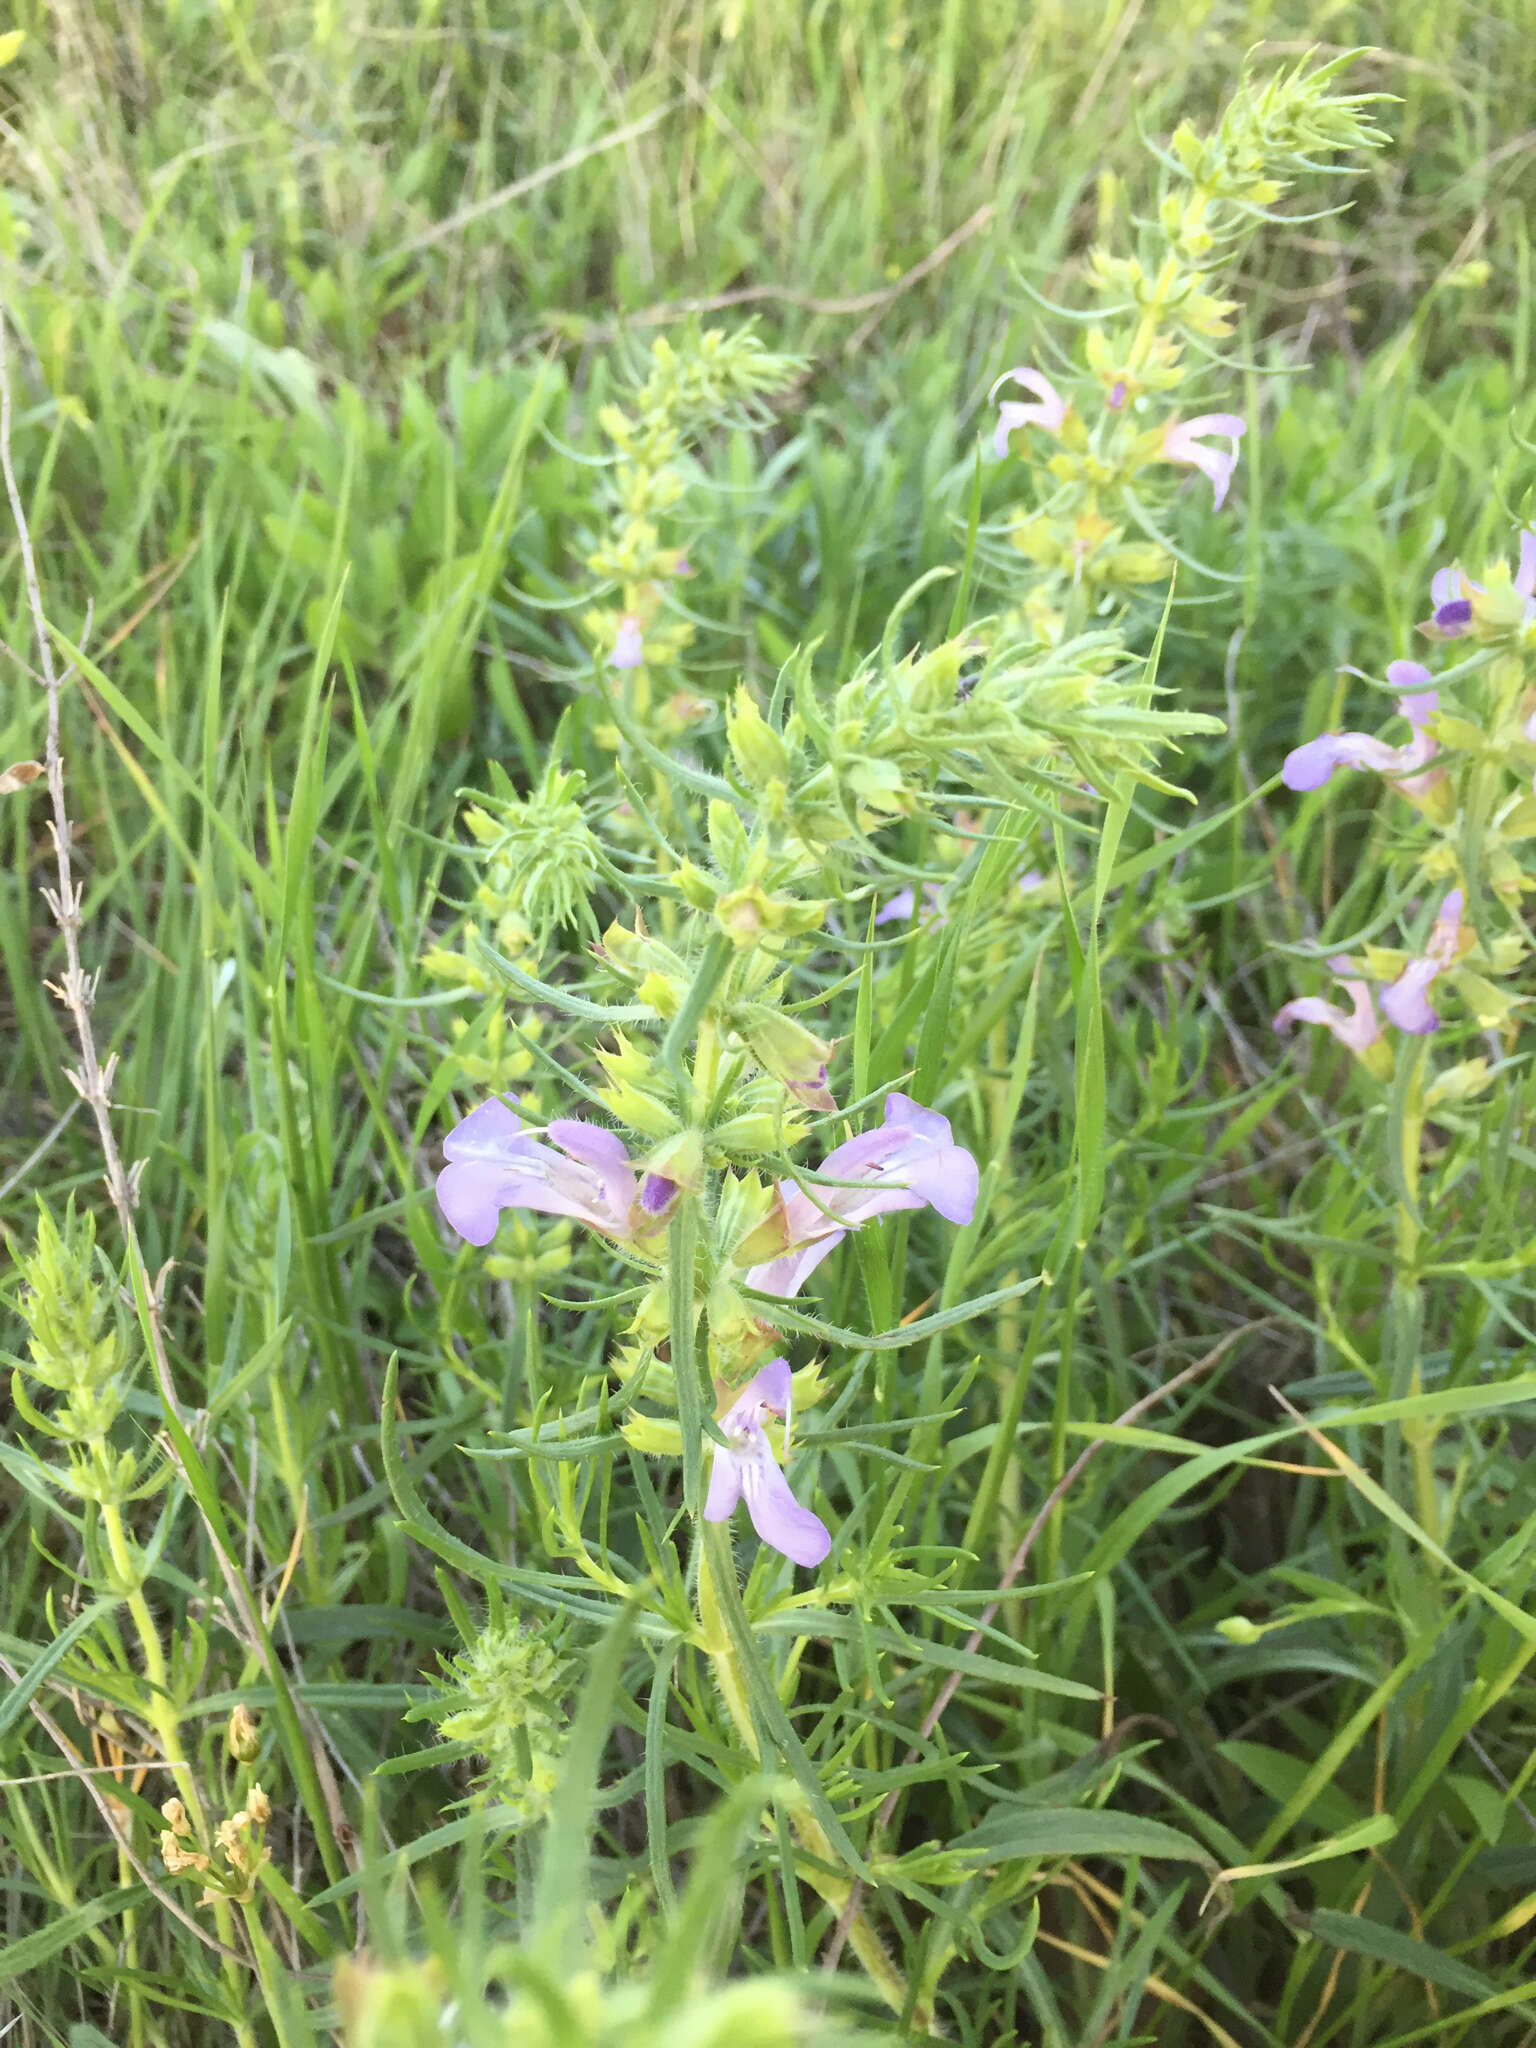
949,1808,1214,1871
702,1523,869,1878
0,1888,150,1983
532,1598,642,1956
1303,1908,1503,2003
0,1595,124,1746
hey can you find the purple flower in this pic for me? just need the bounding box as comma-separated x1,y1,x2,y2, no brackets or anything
1379,891,1465,1035
609,615,645,670
1426,569,1475,639
436,1099,670,1247
1421,529,1536,639
874,883,945,928
1273,958,1382,1056
1107,380,1128,410
1281,666,1439,792
746,1092,979,1298
990,367,1068,458
703,1357,830,1568
1160,413,1246,510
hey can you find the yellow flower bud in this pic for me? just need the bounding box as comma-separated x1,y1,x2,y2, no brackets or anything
226,1702,260,1764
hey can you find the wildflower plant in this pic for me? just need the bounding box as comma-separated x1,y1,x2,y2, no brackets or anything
396,52,1392,2032
1271,516,1536,1553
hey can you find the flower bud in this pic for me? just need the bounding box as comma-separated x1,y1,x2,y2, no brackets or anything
733,1004,836,1111
705,1280,783,1379
226,1702,260,1764
676,860,720,910
595,1035,680,1139
716,882,829,948
708,797,752,879
1424,1059,1494,1112
643,1127,705,1193
727,685,790,785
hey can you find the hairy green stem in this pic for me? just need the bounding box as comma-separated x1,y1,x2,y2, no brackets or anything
695,1536,920,2025
101,1501,256,2042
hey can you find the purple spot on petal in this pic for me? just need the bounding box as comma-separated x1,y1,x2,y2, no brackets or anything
1434,599,1473,633
640,1173,677,1215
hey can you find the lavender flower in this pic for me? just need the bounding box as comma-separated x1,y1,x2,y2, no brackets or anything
703,1357,830,1568
1379,890,1465,1035
746,1092,979,1298
1426,568,1475,640
1160,413,1246,510
436,1098,670,1247
990,367,1068,458
1421,530,1536,639
1273,958,1382,1056
874,883,945,928
609,615,645,670
1280,665,1438,792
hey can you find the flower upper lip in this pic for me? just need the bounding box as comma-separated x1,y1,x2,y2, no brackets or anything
1159,413,1246,510
746,1090,979,1298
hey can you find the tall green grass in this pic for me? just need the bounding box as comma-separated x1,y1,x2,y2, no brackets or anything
2,5,1536,2044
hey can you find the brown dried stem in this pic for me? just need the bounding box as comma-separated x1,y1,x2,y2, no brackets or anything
0,311,299,1762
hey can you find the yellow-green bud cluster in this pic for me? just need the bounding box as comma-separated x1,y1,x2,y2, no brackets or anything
334,1952,856,2048
11,1201,142,1503
423,1616,574,1826
584,327,800,682
728,628,1222,842
463,759,601,951
997,55,1384,625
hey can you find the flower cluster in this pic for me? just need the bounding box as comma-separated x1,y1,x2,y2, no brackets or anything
421,1614,574,1824
1274,891,1467,1067
436,1089,978,1567
581,327,800,687
986,55,1384,631
11,1199,144,1508
160,1787,271,1907
1275,525,1536,1064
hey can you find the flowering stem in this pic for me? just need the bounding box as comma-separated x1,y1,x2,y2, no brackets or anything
695,1530,919,2025
242,1903,304,2048
660,931,734,1078
100,1498,253,2035
1388,1043,1441,1551
0,314,349,1904
668,1201,706,1515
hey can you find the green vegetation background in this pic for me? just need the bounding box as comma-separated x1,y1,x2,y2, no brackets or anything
2,2,1535,2043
